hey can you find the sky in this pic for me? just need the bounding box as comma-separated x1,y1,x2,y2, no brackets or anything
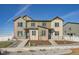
0,4,79,36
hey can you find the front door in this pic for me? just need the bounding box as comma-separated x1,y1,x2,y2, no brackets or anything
48,30,51,39
26,32,29,39
30,30,38,40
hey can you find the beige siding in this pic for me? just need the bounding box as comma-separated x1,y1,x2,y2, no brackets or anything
51,18,63,36
14,17,26,39
38,27,48,40
38,22,51,28
26,22,51,28
64,23,79,36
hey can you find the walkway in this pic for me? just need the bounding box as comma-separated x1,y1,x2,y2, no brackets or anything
49,40,57,45
6,49,72,55
16,39,29,48
1,44,79,52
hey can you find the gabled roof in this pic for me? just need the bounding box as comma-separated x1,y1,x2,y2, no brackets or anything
50,16,64,22
38,26,54,30
14,16,21,21
38,26,49,29
14,15,64,22
14,15,32,22
64,22,79,26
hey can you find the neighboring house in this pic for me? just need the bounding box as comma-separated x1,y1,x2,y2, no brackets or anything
14,15,64,40
64,22,79,36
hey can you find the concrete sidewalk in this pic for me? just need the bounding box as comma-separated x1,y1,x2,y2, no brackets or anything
16,39,29,48
49,40,57,45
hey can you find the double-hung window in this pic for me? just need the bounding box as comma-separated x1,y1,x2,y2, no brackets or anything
18,22,23,27
42,23,46,27
17,31,23,37
31,23,35,27
32,31,36,36
55,31,59,36
55,22,59,27
41,30,46,36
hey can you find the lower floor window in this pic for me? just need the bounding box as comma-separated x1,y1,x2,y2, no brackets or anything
17,31,23,37
67,33,75,36
32,31,36,36
55,31,59,36
41,30,46,36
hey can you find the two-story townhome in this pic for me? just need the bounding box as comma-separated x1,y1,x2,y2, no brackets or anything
64,22,79,36
14,15,64,40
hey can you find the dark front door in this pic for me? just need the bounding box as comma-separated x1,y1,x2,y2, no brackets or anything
48,33,51,39
26,32,29,39
48,30,51,39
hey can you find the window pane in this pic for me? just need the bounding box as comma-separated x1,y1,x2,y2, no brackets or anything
32,31,36,36
17,31,19,36
31,23,35,27
55,22,59,27
42,23,46,27
18,22,23,27
17,31,23,37
41,30,46,36
44,30,46,36
21,31,23,36
69,27,71,30
55,31,59,36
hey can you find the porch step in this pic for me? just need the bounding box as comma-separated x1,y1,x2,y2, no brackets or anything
49,40,57,45
16,39,29,48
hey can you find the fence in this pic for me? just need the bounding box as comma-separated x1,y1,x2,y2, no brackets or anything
51,35,79,42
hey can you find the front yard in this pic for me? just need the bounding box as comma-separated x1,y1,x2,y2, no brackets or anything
0,41,13,48
25,40,52,46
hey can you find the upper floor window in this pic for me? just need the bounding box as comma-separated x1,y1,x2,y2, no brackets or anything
42,22,46,27
69,27,71,30
55,22,59,27
32,31,36,36
17,31,23,37
18,22,23,27
31,23,35,27
41,30,46,36
55,31,59,36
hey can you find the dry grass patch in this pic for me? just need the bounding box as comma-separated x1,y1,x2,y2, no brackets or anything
0,41,13,48
55,40,78,44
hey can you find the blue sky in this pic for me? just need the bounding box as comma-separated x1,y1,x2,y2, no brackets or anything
0,4,79,36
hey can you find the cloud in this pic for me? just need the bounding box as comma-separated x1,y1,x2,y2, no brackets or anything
7,4,32,23
62,10,79,22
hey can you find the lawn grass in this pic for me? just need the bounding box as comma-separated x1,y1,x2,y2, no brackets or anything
0,41,13,48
